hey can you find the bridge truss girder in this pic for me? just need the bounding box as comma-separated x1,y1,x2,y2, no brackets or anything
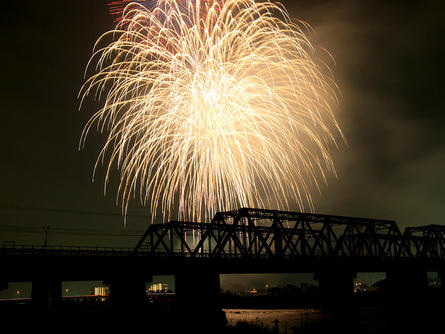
134,208,426,260
404,225,445,259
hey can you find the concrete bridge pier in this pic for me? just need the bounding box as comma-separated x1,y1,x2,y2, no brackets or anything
315,270,356,312
315,270,357,330
107,274,150,314
31,278,61,313
385,266,429,330
175,268,226,332
385,266,428,303
0,280,8,291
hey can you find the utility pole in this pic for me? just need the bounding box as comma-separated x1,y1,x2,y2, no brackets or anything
43,225,50,247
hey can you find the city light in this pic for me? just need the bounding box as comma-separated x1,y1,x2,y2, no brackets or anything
93,286,110,296
148,283,169,293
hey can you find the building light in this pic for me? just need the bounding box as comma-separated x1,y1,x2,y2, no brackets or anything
93,286,109,296
148,282,168,293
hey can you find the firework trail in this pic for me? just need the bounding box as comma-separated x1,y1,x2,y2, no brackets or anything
80,0,344,223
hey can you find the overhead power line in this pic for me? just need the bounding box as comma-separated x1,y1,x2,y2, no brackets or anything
0,205,153,219
0,225,143,237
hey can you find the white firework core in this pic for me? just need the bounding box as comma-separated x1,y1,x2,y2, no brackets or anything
80,0,344,223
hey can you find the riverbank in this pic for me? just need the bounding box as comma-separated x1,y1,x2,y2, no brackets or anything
1,298,442,334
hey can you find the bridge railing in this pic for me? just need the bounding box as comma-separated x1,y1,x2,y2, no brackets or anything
1,243,443,261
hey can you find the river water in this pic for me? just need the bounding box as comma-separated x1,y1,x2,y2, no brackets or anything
224,308,325,333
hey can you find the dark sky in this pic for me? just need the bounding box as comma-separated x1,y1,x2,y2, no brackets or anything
292,0,445,229
1,0,444,279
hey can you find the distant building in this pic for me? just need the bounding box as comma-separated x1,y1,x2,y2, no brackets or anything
354,281,377,293
93,286,109,296
428,277,441,288
148,283,168,293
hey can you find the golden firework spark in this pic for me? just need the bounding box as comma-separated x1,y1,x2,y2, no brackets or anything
80,0,344,223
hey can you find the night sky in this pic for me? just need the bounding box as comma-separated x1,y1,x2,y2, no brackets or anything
1,0,444,292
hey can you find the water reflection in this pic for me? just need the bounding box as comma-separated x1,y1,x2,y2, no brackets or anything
224,308,324,333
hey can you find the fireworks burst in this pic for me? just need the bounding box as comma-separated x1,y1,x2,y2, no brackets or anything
80,0,344,223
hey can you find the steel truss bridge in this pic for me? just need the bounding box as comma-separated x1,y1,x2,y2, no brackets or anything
2,208,445,269
134,208,445,264
2,207,445,318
